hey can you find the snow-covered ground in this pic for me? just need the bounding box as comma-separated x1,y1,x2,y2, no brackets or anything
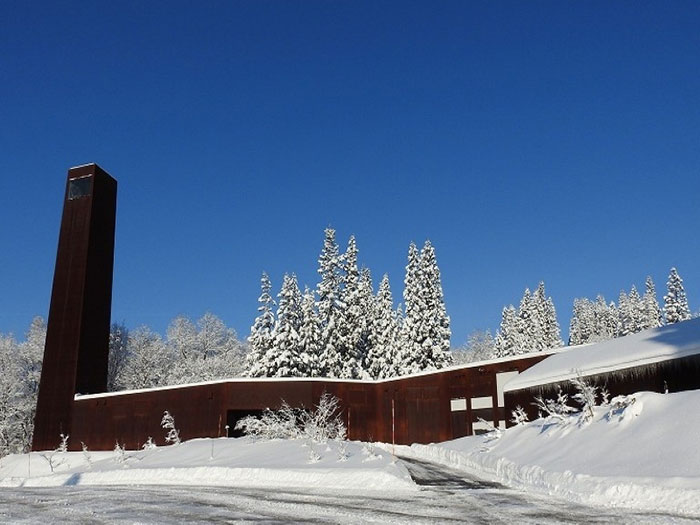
394,389,700,518
0,437,415,492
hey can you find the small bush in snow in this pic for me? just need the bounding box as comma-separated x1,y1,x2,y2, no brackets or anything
570,374,597,424
362,441,381,461
113,441,128,465
510,405,529,426
533,387,577,422
235,392,347,444
81,442,92,469
142,436,157,450
161,411,181,445
300,392,346,443
599,387,610,406
307,440,321,463
39,433,69,473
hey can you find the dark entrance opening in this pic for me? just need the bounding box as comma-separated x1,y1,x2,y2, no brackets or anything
226,409,264,437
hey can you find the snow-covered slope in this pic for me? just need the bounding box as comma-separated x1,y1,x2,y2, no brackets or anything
396,389,700,516
505,318,700,391
0,438,415,492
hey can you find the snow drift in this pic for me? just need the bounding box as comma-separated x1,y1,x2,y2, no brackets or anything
396,389,700,517
0,438,415,492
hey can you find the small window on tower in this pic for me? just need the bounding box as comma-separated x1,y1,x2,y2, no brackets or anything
68,176,92,200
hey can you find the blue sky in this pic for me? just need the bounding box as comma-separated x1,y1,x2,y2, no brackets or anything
1,2,699,345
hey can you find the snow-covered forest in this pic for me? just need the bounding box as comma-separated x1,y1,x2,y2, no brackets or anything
453,267,694,363
245,228,452,380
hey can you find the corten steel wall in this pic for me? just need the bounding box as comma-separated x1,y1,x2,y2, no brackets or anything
504,354,700,423
69,353,549,451
72,381,381,450
33,164,117,451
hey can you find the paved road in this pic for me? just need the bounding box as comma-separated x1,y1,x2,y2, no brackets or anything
1,457,698,524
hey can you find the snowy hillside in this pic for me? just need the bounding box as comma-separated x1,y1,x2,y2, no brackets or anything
397,389,700,517
0,438,415,492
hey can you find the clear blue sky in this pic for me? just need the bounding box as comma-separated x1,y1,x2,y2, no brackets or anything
1,1,699,345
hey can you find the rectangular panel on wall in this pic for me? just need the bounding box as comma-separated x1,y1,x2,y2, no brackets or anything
450,398,467,411
470,396,493,410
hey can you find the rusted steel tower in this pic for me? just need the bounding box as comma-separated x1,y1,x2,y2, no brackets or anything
32,164,117,451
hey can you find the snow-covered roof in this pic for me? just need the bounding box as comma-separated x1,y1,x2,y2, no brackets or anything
504,318,700,392
76,348,559,401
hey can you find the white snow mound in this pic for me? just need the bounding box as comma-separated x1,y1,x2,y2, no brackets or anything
0,438,416,492
394,389,700,517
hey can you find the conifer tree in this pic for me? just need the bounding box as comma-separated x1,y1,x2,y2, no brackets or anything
245,272,276,377
339,235,363,379
399,241,451,372
643,276,663,329
298,287,322,377
366,274,399,379
494,305,521,358
316,228,346,377
271,274,304,377
664,267,691,324
516,288,536,352
356,267,375,372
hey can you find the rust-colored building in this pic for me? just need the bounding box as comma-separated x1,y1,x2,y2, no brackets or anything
69,353,551,451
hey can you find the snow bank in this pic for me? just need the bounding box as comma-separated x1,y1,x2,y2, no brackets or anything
505,318,700,391
394,389,700,516
0,438,415,492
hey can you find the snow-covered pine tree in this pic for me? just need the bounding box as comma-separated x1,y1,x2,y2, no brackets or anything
298,287,322,377
246,272,277,378
664,267,691,324
316,228,347,378
628,285,647,334
399,241,451,373
356,267,375,374
532,282,562,350
617,290,631,336
398,242,423,374
516,288,537,353
569,298,593,345
418,241,451,368
494,305,521,358
338,235,363,379
600,298,619,340
271,274,304,377
366,274,399,379
643,276,663,330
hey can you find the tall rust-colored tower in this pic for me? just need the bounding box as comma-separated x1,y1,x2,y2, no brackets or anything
32,164,117,451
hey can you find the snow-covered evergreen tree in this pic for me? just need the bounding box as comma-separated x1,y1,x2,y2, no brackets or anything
494,305,521,358
366,274,400,379
316,228,346,377
399,241,451,373
298,287,322,376
516,288,538,352
533,282,562,349
664,267,691,324
338,235,363,379
271,274,305,377
356,267,375,374
246,272,277,377
398,242,423,373
643,276,663,330
569,298,593,346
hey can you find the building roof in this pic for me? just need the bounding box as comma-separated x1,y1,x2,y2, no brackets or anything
504,318,700,393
